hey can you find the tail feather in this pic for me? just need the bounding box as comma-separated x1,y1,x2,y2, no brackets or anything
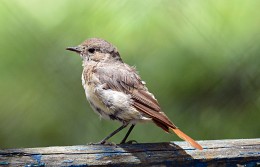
170,127,203,150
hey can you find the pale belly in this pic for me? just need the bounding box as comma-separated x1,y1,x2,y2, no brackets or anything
83,82,113,120
81,74,151,124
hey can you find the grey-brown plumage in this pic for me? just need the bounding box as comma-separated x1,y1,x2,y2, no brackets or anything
66,38,202,150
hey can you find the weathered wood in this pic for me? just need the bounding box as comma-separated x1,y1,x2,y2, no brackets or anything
0,139,260,166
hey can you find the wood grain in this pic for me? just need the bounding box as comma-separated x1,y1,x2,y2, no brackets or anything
0,139,260,166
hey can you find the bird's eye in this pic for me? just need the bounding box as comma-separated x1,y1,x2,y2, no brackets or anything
88,48,95,53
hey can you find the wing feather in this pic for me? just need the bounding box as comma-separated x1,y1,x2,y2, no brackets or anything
96,63,176,128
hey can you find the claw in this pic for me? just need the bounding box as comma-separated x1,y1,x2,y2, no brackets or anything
121,140,138,144
88,141,116,146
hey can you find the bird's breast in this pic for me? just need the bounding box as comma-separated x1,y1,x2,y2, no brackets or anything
81,72,113,120
81,67,152,124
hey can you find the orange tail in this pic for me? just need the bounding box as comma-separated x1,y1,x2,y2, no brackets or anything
170,127,203,150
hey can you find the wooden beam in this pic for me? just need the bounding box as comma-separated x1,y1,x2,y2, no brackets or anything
0,139,260,166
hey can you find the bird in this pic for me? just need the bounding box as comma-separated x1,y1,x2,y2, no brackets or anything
66,38,203,150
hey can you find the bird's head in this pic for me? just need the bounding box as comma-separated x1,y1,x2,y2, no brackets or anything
66,38,122,63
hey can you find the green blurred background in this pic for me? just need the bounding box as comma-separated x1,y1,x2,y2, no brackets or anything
0,0,259,149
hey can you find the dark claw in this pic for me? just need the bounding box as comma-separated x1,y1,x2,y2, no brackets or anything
121,140,138,144
88,141,116,146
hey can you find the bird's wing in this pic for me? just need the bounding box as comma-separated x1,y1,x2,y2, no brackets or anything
96,63,176,130
96,63,203,150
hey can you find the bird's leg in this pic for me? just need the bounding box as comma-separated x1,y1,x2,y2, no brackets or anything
120,124,135,144
97,123,128,144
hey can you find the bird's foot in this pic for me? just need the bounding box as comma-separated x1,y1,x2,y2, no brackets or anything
88,141,116,146
120,140,138,144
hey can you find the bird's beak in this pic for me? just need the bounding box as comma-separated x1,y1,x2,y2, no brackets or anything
66,46,82,54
